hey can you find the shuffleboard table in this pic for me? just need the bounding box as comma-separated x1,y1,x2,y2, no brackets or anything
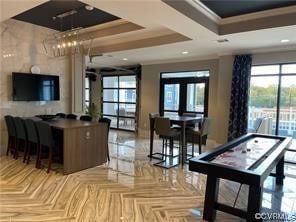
189,133,292,222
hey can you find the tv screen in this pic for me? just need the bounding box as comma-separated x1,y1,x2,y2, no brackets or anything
12,72,60,101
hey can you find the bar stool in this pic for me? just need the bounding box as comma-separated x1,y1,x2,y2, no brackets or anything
154,117,181,168
23,119,39,165
187,118,211,155
13,117,28,160
98,118,111,161
148,113,162,160
35,121,58,173
56,113,66,118
4,115,17,157
66,114,77,119
80,115,92,121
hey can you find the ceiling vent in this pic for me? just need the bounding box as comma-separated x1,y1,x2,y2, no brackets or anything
217,39,229,43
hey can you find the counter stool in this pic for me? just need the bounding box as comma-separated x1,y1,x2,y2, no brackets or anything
154,117,181,168
4,115,17,157
80,115,92,121
13,117,28,160
98,118,111,161
23,119,39,165
35,121,59,173
187,118,211,156
66,114,77,119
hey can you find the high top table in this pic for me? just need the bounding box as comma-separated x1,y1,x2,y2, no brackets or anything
149,115,202,165
48,119,108,174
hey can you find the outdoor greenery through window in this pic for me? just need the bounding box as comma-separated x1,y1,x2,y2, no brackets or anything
248,63,296,139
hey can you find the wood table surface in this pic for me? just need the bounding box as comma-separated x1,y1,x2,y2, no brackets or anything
49,119,100,129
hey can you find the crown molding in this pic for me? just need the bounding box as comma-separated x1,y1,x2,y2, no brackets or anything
219,5,296,25
185,0,221,23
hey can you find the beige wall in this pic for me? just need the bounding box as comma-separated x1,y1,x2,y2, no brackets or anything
0,19,71,155
138,58,233,144
88,51,296,144
252,50,296,65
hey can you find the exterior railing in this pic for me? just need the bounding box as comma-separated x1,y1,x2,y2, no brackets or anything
248,107,296,138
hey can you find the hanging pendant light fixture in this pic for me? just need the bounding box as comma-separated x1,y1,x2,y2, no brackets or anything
43,9,83,57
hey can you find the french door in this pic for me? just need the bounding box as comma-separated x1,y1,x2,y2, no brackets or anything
101,75,138,132
160,76,209,117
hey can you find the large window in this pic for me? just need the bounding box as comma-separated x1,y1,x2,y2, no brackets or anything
248,63,296,139
101,75,138,131
160,70,209,116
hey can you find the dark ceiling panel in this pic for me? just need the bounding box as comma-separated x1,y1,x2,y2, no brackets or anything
200,0,296,18
13,0,119,31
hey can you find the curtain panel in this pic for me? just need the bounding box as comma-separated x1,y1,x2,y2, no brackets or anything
228,54,252,141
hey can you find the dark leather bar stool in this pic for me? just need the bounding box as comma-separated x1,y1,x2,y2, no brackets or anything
4,115,17,156
23,119,39,165
187,118,211,155
56,113,66,118
154,117,181,168
99,118,111,161
35,121,58,173
80,115,92,121
13,117,28,160
66,114,77,119
148,113,161,160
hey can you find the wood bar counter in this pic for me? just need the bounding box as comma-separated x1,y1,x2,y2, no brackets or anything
49,119,108,174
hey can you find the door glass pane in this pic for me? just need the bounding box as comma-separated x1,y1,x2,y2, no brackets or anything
251,65,280,75
85,78,90,88
119,118,135,131
279,76,296,139
103,89,118,102
187,83,205,112
103,103,118,115
119,89,136,103
103,76,118,88
119,104,136,117
164,84,179,111
248,76,279,134
164,112,178,117
119,76,136,88
85,89,90,101
282,64,296,74
104,115,117,128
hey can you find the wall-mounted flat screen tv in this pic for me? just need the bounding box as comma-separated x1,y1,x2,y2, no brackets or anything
12,72,60,101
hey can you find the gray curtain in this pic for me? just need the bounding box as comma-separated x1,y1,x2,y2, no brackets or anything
228,54,252,141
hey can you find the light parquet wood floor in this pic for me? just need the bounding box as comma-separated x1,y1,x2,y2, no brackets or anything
0,131,296,222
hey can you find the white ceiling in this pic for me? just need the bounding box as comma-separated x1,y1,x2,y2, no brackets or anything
1,0,296,67
81,0,296,67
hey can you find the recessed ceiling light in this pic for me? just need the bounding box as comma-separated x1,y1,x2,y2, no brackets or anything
281,39,290,43
85,5,94,11
182,51,189,54
122,58,128,61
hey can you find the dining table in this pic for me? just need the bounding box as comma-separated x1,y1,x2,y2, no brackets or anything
149,115,203,166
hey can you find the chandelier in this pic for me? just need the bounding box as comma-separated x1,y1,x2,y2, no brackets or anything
42,10,83,57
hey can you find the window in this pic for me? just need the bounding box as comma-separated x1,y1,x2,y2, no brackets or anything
85,77,90,107
101,75,138,131
248,63,296,139
160,70,209,116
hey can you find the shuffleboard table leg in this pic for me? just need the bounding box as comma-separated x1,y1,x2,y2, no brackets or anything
247,185,262,222
276,156,285,185
203,175,219,221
